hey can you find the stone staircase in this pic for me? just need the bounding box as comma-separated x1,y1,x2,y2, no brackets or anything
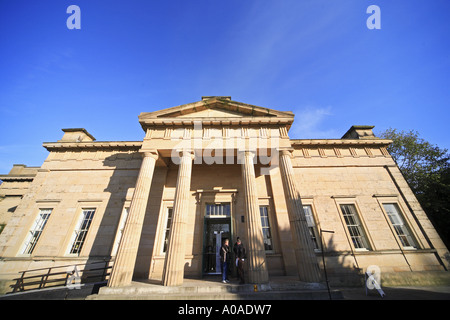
86,276,343,300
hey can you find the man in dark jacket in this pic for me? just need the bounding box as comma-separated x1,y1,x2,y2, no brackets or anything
233,237,246,284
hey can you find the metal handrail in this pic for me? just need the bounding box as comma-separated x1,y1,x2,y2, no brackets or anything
11,260,113,293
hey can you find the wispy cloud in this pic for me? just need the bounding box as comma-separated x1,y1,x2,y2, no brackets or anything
199,1,354,97
289,105,339,139
30,48,80,76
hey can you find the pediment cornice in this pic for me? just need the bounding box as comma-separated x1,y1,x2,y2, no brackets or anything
139,97,294,129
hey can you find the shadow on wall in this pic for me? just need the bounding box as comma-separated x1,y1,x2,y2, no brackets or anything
5,152,143,294
318,233,365,287
314,231,450,288
84,152,143,283
93,152,170,281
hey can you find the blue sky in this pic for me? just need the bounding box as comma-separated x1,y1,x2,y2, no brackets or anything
1,0,449,173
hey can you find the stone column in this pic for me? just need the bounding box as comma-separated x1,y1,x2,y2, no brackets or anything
240,150,269,284
162,150,194,286
279,149,322,283
108,150,159,287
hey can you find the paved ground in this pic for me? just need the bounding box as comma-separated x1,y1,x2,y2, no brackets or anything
1,276,450,300
337,285,450,300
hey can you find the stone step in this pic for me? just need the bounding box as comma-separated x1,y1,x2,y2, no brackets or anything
87,277,343,300
95,282,323,295
87,289,343,300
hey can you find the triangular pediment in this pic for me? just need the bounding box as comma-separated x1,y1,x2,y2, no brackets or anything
139,96,294,121
177,107,244,118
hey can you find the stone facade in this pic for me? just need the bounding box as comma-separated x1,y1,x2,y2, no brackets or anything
0,165,39,233
0,97,448,293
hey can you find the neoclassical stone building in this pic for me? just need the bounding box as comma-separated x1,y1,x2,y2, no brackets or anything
0,96,448,293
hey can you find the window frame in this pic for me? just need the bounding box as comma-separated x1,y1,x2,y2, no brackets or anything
302,204,321,252
205,202,231,218
152,200,174,257
66,208,97,256
162,206,173,254
339,204,371,251
333,198,373,252
259,205,274,253
381,202,418,250
19,208,53,256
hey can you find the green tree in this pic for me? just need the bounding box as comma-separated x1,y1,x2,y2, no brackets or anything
379,128,450,248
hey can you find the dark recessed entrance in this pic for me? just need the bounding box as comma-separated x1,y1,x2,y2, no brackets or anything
202,203,232,275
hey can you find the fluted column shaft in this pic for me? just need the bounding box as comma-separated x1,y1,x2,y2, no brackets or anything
279,149,322,283
241,151,269,284
162,150,194,286
108,150,158,287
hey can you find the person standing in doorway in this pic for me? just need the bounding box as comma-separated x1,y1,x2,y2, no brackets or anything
233,237,246,284
220,238,231,283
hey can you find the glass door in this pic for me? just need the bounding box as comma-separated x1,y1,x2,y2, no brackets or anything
203,217,231,275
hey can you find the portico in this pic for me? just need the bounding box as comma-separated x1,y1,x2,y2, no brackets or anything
107,96,321,287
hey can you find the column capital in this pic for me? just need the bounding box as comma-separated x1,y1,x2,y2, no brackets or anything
279,148,294,158
141,149,159,160
236,149,257,166
176,149,195,160
237,149,257,158
170,149,195,165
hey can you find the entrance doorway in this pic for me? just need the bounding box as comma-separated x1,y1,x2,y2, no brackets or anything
202,203,232,275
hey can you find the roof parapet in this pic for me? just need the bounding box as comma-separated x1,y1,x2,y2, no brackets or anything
58,128,96,142
341,125,376,140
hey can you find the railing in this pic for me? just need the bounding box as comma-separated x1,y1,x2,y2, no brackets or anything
11,260,113,293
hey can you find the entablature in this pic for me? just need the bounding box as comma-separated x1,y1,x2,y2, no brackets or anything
42,141,143,152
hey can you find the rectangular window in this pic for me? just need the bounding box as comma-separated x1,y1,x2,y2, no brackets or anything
163,207,173,253
303,205,320,250
205,203,230,217
22,209,52,254
69,208,96,255
340,204,370,250
383,203,416,248
259,206,273,251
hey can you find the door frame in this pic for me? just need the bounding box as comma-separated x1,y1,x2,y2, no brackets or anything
202,215,232,275
195,189,238,278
